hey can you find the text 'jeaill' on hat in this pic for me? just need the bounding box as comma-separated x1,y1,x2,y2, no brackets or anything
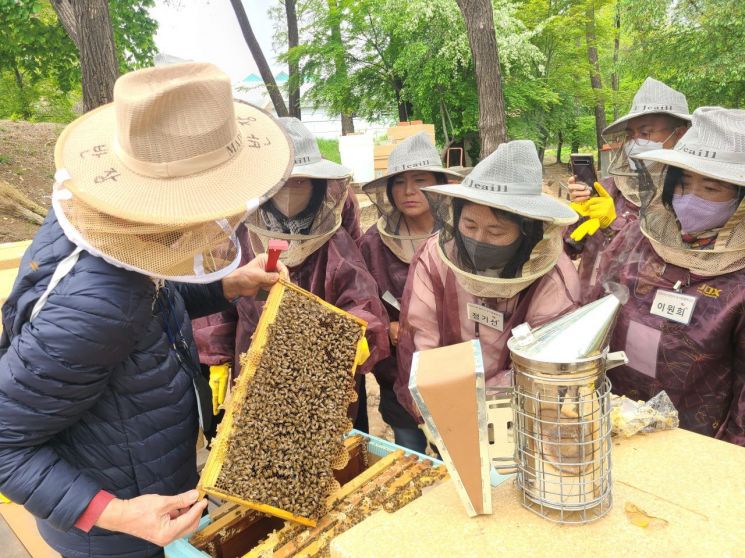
423,140,577,225
603,77,692,136
52,62,294,281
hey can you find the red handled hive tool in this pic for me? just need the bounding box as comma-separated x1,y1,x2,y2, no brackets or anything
256,239,288,301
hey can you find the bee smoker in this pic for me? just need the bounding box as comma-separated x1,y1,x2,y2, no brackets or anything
410,294,626,524
490,294,627,523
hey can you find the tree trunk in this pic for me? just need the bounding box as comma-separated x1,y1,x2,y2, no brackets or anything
439,99,451,146
455,0,507,158
327,0,354,132
51,0,80,50
341,114,355,135
75,0,119,112
285,0,301,119
585,3,606,168
230,0,289,117
556,130,564,164
611,0,621,122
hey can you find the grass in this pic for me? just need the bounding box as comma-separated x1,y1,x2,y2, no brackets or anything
317,138,341,164
0,154,12,164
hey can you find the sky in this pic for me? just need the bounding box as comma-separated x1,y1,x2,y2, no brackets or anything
150,0,285,82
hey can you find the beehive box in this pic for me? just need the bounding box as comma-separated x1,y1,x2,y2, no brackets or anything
167,432,446,558
198,280,369,527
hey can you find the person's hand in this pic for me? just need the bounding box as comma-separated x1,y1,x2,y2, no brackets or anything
567,175,593,203
96,489,208,547
221,253,288,300
389,321,400,346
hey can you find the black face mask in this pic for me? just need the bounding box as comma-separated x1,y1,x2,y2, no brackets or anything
461,234,521,272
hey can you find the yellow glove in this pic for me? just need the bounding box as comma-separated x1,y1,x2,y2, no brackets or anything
355,336,370,367
0,492,10,504
584,181,616,228
209,363,230,415
569,216,601,242
570,181,617,241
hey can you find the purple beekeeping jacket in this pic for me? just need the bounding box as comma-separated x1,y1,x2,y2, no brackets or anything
395,236,581,421
589,225,745,446
357,224,421,427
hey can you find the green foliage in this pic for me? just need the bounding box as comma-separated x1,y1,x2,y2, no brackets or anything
316,138,341,163
0,0,158,122
622,0,745,108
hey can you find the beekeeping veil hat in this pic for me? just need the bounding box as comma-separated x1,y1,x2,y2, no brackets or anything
245,118,352,268
362,132,464,263
604,78,692,206
423,140,578,299
634,106,745,276
52,62,293,282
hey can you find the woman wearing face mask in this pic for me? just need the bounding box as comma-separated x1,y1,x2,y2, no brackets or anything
589,107,745,446
230,118,388,426
394,140,581,421
565,78,691,298
359,133,463,452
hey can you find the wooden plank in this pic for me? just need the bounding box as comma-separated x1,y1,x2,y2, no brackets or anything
0,504,60,558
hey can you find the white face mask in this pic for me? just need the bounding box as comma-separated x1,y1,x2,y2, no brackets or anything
624,140,665,170
271,180,314,218
624,129,679,170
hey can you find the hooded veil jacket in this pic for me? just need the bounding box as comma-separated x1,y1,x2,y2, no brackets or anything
394,235,581,420
191,188,362,366
357,224,422,428
589,224,745,446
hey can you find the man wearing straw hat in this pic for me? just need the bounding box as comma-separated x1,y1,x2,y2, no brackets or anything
0,63,293,557
565,77,691,299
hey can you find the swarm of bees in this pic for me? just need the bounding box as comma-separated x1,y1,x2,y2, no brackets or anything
214,289,362,520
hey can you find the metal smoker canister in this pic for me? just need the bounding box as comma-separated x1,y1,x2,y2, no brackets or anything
491,294,627,524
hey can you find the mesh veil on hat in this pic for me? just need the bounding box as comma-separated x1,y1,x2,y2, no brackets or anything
361,132,464,263
362,132,463,193
634,107,745,277
423,140,577,225
55,62,293,225
279,117,351,179
51,63,294,281
635,107,745,187
603,77,692,136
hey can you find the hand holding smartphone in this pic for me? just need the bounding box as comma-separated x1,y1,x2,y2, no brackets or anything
570,154,598,198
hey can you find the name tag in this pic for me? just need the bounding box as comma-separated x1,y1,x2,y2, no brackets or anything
467,303,504,331
650,289,697,325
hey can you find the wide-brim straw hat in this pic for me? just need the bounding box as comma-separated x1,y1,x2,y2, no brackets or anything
362,132,464,194
603,77,692,136
279,117,350,179
423,140,577,225
54,62,293,225
635,107,745,187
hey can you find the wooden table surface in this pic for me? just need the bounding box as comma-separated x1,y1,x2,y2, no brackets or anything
331,428,745,558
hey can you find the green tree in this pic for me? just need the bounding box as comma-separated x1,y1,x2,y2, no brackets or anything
0,0,157,120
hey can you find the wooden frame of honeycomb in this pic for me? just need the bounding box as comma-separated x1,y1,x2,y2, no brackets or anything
197,280,368,527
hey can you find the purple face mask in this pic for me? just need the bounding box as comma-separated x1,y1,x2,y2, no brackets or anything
672,193,740,234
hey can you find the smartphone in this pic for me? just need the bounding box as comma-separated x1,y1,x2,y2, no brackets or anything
570,154,598,195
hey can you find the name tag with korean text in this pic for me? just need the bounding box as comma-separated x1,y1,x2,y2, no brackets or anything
467,303,504,331
650,290,697,325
